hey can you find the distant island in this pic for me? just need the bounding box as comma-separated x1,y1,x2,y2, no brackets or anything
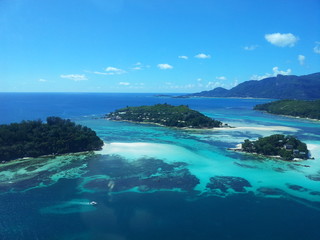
235,134,309,161
0,117,104,162
179,73,320,100
153,94,174,97
106,103,223,128
254,99,320,120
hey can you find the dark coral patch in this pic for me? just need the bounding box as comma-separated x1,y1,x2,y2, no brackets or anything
293,163,310,168
88,155,187,178
286,184,308,192
310,191,320,196
273,167,285,173
206,176,251,193
83,157,199,192
307,174,320,181
25,166,39,171
233,162,258,169
257,187,285,195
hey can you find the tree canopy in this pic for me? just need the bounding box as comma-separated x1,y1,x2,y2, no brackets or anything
0,117,103,162
254,99,320,120
107,104,222,128
241,134,309,160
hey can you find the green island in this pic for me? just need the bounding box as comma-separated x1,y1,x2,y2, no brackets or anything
238,134,309,161
0,117,104,162
106,103,223,128
254,99,320,120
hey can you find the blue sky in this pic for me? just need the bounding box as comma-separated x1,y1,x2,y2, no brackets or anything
1,0,320,93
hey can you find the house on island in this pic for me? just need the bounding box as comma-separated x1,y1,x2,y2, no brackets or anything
284,144,293,150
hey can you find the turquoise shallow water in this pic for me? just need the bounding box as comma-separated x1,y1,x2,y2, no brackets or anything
0,93,320,239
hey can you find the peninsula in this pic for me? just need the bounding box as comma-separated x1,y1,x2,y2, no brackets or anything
238,134,309,161
0,117,104,162
106,104,223,128
254,99,320,120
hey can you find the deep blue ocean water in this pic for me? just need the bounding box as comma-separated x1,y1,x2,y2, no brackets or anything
0,92,271,124
1,93,320,240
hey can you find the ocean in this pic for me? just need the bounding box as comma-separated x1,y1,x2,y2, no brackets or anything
0,93,320,240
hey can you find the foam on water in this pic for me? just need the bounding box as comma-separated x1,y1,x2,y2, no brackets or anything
40,199,96,214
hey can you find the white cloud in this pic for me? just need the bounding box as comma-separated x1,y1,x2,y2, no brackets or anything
164,83,198,90
134,82,145,86
298,55,305,65
132,67,142,70
105,66,126,74
157,63,173,70
38,79,47,82
250,67,292,80
119,82,130,86
90,67,126,75
195,53,211,59
216,76,227,80
206,81,224,89
265,33,299,47
60,74,87,81
272,66,292,75
106,66,121,72
314,42,320,54
93,71,112,75
184,84,196,89
197,78,202,82
131,62,148,70
232,79,239,87
251,74,272,80
178,55,188,60
244,45,258,51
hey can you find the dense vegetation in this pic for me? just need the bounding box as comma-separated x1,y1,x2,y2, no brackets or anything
241,134,309,160
0,117,104,162
254,99,320,120
182,72,320,100
107,104,222,128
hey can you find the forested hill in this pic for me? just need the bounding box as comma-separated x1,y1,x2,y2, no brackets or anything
181,73,320,100
107,104,222,128
254,99,320,120
0,117,104,162
241,134,309,161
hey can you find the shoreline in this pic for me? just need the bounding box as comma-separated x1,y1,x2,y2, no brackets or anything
208,125,298,132
106,119,300,133
106,118,228,130
228,147,307,162
0,150,95,166
174,96,274,100
257,110,320,123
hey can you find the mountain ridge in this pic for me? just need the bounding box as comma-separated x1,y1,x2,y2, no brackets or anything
181,73,320,100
